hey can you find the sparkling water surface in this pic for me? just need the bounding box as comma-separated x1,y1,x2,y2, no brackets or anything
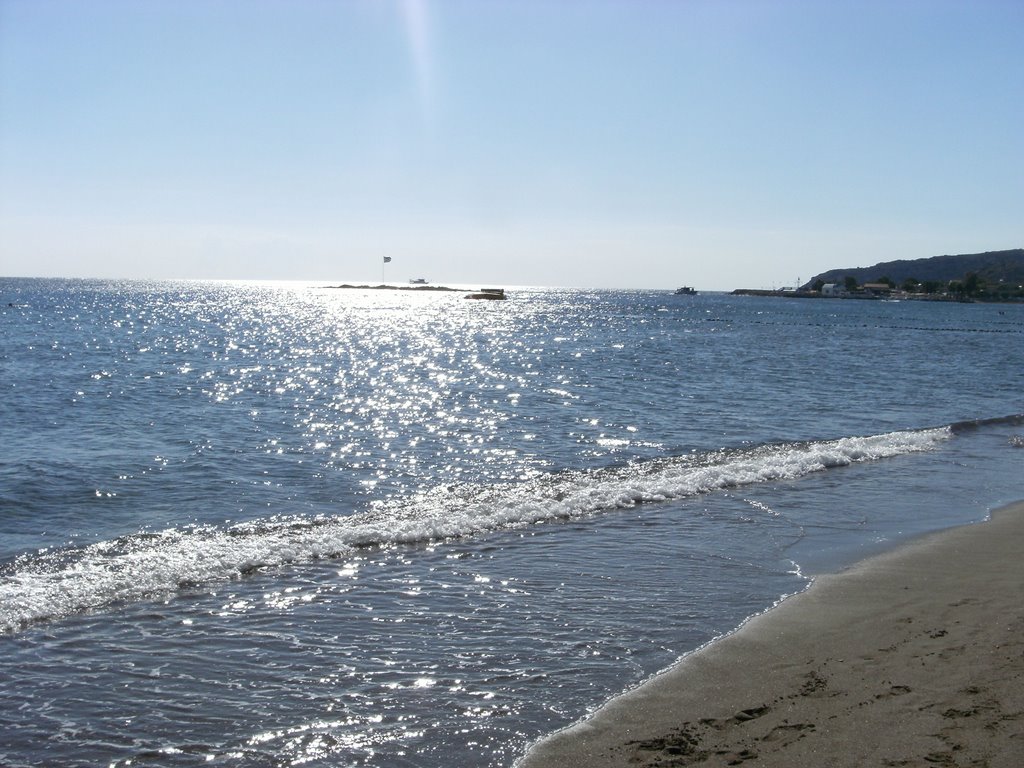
1,279,1022,767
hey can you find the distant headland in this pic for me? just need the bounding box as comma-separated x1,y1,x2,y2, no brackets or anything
733,249,1024,302
327,283,462,292
325,284,507,300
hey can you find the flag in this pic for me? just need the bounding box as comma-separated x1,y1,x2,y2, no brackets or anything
383,256,392,263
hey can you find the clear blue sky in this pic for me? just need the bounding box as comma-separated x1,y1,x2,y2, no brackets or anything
1,0,1021,289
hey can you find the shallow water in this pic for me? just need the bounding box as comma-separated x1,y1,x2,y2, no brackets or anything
1,279,1022,766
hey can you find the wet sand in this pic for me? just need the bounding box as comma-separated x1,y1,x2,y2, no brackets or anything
518,502,1024,767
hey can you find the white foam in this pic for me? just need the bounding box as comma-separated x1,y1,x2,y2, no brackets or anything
0,427,950,633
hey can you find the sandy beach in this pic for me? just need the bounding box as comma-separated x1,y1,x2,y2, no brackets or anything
518,502,1024,768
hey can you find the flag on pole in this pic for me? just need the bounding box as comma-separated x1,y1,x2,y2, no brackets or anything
383,256,392,263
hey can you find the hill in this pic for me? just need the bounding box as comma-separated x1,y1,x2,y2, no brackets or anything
801,249,1024,290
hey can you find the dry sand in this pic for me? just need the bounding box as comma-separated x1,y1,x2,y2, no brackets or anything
518,502,1024,767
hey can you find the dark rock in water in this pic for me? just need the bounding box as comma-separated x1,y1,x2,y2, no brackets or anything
465,288,506,300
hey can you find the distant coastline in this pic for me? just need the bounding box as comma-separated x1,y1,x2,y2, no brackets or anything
729,287,1022,303
734,248,1024,302
326,283,462,293
727,288,1015,302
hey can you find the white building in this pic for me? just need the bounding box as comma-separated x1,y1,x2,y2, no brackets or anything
821,283,842,297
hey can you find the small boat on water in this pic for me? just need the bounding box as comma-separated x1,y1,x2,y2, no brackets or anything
409,278,429,285
465,288,506,300
674,286,697,295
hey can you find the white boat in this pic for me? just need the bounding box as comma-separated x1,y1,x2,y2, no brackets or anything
674,286,697,295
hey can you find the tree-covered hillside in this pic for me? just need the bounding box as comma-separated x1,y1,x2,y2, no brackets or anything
802,249,1024,294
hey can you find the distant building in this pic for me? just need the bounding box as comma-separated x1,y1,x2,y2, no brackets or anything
821,283,842,297
862,282,893,295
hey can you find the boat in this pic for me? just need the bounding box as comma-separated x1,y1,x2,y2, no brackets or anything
674,286,697,295
409,278,429,285
465,288,506,300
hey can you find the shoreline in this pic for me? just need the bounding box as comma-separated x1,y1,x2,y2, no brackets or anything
518,502,1024,767
729,288,1024,303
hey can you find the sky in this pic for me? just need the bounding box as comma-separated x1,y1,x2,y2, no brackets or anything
1,0,1021,290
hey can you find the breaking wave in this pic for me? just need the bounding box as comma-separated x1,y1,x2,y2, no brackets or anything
1,426,951,633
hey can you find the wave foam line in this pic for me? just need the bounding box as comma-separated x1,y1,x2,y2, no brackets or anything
0,427,950,633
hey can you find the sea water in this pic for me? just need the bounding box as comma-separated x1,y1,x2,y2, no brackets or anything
1,278,1021,767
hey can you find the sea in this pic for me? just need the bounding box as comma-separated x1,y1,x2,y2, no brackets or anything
1,277,1022,768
